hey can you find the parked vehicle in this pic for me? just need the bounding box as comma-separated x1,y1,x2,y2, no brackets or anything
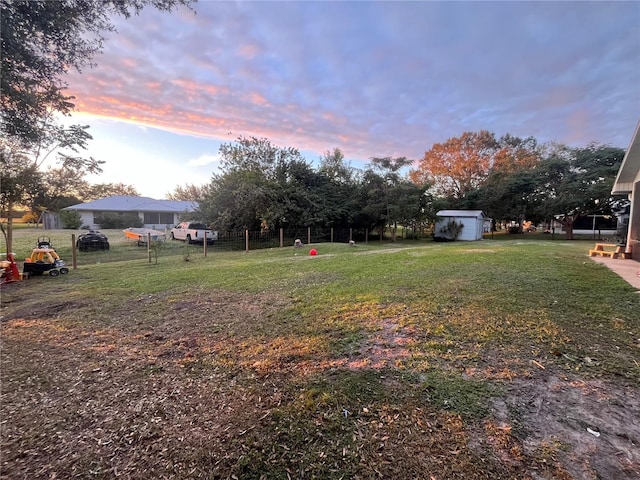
76,230,110,251
170,222,218,245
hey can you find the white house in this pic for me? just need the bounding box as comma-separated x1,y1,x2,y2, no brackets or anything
612,120,640,260
63,196,197,230
434,210,485,241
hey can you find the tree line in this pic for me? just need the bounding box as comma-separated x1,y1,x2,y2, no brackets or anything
2,125,626,243
190,137,426,241
182,133,625,241
410,131,626,239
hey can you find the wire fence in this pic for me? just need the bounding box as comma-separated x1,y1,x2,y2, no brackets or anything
2,225,601,277
3,226,429,271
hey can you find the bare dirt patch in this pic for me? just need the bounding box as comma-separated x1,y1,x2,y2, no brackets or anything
346,317,417,370
307,311,640,479
499,375,639,479
333,313,640,479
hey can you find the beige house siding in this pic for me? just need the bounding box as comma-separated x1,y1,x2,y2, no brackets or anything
612,121,640,260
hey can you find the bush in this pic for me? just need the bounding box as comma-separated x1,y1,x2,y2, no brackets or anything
59,210,83,229
95,213,143,229
434,219,464,241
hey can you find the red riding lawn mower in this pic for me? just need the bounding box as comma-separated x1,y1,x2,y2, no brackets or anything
0,252,22,284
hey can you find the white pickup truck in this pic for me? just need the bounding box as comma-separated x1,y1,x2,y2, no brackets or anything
170,222,218,245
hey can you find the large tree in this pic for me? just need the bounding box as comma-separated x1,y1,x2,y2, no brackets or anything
410,131,541,201
0,123,104,251
198,136,314,231
83,183,140,201
363,157,423,240
166,183,210,202
0,143,43,252
492,134,541,174
410,131,498,199
271,157,329,231
318,148,360,226
2,122,104,209
199,169,270,231
319,148,353,184
471,168,540,230
466,136,542,226
531,144,624,239
1,0,194,144
1,123,138,213
1,0,190,250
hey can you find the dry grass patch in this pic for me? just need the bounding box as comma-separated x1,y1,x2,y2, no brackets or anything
1,288,514,479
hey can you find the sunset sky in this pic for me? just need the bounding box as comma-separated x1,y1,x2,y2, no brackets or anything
63,0,640,199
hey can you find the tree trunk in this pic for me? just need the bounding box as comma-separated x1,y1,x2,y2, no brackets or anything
5,199,14,254
564,217,575,240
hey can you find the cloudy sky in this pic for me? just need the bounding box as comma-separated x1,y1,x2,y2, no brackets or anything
63,0,640,199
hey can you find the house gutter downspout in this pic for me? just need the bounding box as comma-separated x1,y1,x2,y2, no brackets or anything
627,183,640,260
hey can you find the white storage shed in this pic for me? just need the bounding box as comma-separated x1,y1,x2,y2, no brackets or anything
435,210,485,241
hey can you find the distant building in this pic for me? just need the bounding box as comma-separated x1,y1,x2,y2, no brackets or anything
556,215,618,237
63,196,196,230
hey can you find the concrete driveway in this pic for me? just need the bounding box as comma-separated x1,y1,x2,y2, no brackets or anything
589,255,640,290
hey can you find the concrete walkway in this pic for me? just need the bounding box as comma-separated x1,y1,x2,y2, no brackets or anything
589,255,640,290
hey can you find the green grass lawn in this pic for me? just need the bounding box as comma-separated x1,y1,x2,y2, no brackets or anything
1,234,639,479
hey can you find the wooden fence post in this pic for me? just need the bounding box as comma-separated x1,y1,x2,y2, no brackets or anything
245,229,249,252
71,234,77,270
307,227,311,245
280,228,284,247
331,227,334,243
147,233,152,263
349,228,352,242
203,231,207,257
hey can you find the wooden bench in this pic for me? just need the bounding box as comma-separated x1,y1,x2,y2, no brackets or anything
588,243,629,259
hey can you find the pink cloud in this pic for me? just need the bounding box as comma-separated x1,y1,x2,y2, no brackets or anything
61,0,639,168
248,92,268,106
238,43,260,59
120,58,138,69
145,81,163,92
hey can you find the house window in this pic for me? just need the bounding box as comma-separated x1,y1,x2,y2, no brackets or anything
159,212,174,224
144,212,174,224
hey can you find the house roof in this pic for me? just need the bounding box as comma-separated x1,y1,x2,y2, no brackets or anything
64,196,197,212
436,210,485,218
612,120,640,195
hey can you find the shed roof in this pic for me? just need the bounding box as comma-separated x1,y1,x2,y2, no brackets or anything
612,120,640,195
436,210,485,218
63,196,197,212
